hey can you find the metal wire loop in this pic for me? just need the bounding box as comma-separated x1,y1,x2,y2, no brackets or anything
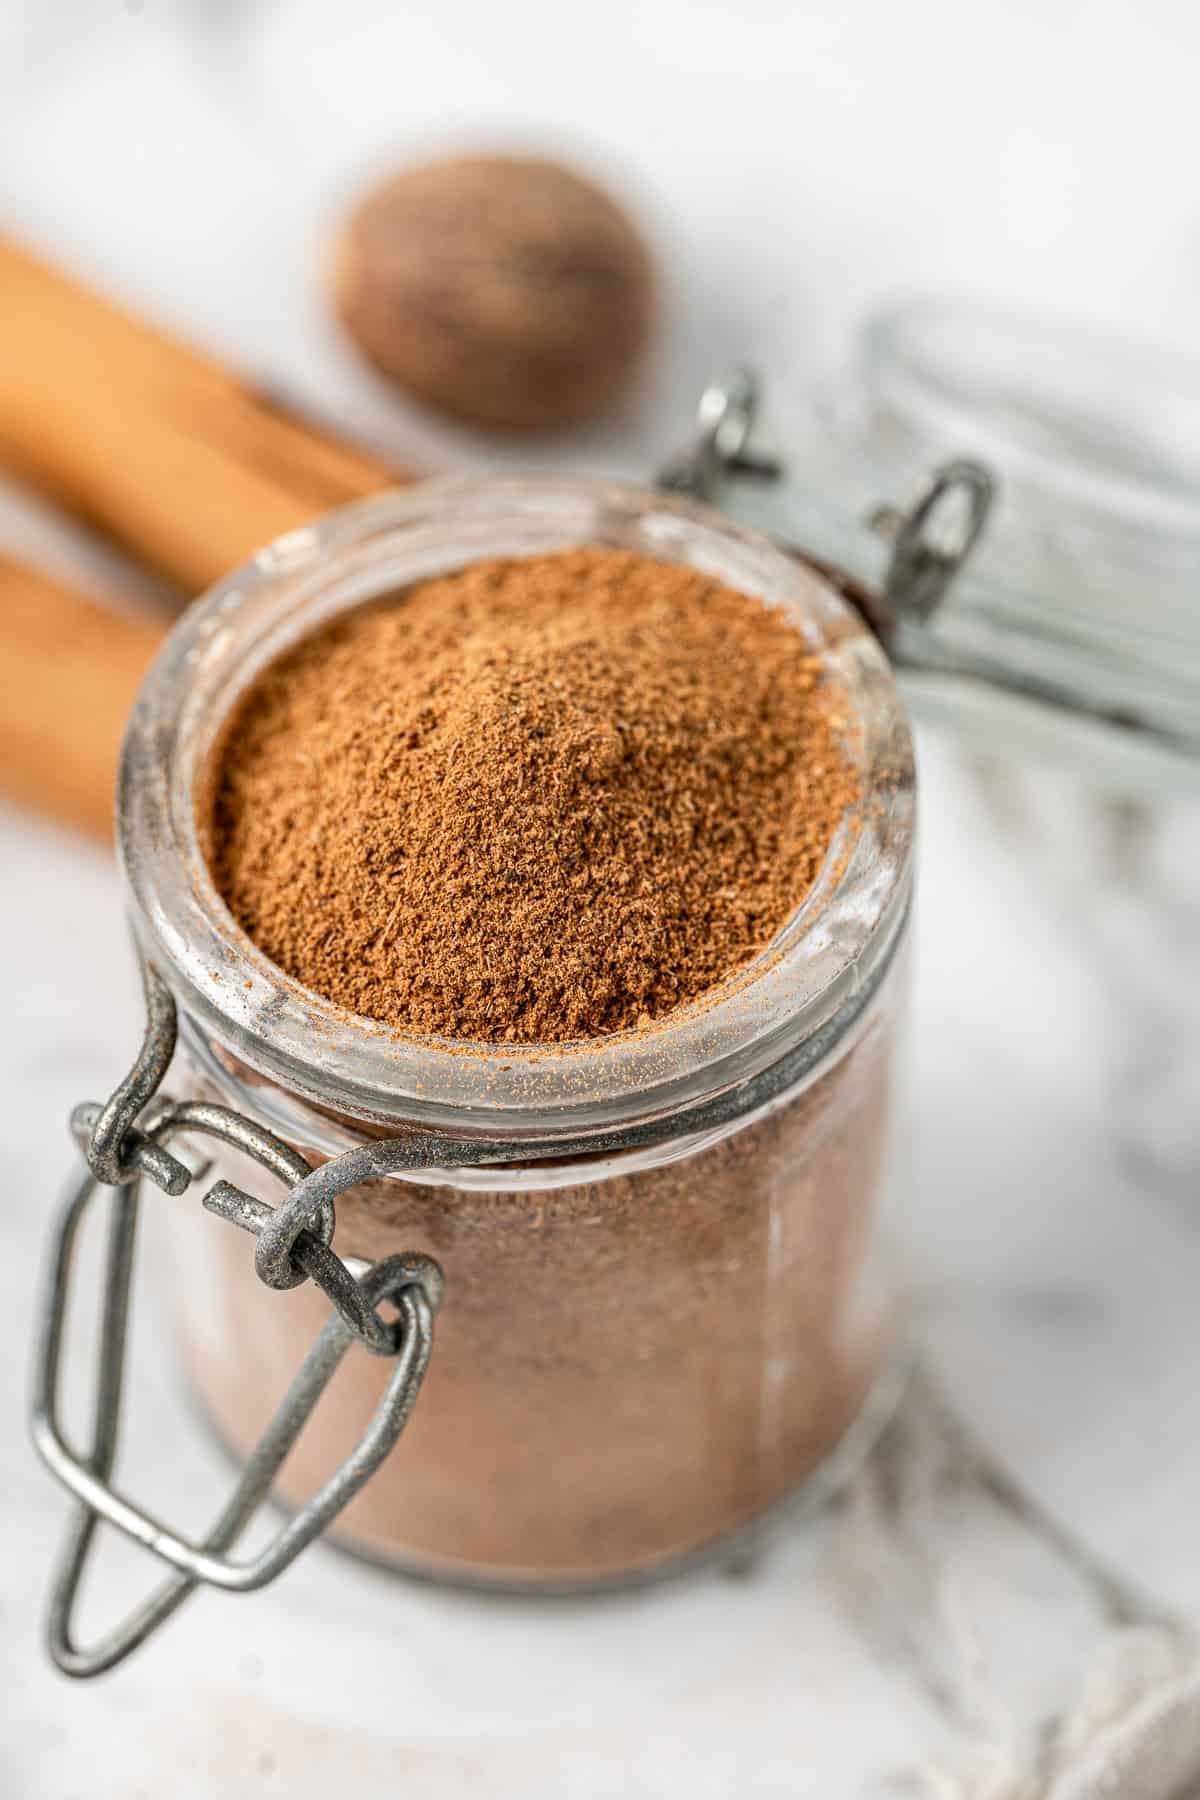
252,1141,405,1290
33,962,448,1676
64,969,425,1351
71,963,190,1195
880,458,994,622
32,1163,441,1677
656,368,781,502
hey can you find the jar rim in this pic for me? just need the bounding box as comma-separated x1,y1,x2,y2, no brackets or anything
118,475,913,1139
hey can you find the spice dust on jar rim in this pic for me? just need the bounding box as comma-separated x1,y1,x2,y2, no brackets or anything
118,476,914,1131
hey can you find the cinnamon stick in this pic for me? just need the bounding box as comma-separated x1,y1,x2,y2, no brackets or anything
0,235,403,596
0,555,164,838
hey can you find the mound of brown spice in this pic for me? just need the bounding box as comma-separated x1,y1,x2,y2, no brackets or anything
210,547,859,1043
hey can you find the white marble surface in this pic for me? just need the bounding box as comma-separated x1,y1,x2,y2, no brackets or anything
3,4,1200,1794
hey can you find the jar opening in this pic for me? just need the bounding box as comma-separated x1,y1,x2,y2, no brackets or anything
119,477,913,1137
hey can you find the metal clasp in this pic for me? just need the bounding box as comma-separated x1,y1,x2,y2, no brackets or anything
30,961,443,1678
657,369,993,627
657,367,784,502
869,459,994,623
659,373,1200,760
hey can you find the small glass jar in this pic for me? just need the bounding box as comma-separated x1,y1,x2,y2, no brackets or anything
708,303,1196,774
697,301,1200,1194
104,477,911,1598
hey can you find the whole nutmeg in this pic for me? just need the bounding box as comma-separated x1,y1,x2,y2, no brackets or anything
329,153,656,433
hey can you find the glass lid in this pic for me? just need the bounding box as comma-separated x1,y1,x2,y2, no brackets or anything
662,298,1200,788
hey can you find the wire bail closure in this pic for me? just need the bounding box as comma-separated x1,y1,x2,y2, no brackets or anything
657,366,993,626
30,961,444,1678
30,911,906,1679
660,371,1200,760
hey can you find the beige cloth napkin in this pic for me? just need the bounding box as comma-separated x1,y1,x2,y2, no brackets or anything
835,1367,1200,1799
911,1633,1200,1799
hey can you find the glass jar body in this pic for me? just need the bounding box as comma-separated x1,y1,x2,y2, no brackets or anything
835,301,1200,1183
710,303,1200,1196
118,476,914,1588
169,970,902,1585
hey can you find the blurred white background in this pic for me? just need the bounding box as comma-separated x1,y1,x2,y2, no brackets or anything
2,0,1198,481
4,4,1200,1795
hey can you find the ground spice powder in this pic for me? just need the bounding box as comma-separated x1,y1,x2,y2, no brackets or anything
210,547,859,1041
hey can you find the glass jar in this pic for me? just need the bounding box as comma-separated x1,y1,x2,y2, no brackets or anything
718,295,1200,785
35,477,912,1664
692,301,1200,1195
